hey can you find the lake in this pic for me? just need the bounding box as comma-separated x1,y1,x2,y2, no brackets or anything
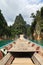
0,39,43,48
0,40,13,48
30,40,43,47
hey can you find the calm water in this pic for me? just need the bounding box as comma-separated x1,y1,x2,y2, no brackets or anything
0,39,43,48
0,40,13,48
30,40,43,47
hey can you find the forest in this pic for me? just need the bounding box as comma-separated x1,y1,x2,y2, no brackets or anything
0,7,43,40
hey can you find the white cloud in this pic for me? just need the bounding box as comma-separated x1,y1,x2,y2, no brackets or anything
28,0,41,4
0,0,43,26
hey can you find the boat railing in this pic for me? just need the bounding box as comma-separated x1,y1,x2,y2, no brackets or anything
0,53,14,65
31,52,43,65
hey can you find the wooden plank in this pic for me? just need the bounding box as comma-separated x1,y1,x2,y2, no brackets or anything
8,47,36,52
0,53,11,65
11,58,34,65
11,63,34,65
34,53,43,65
12,58,32,63
32,53,43,65
5,56,14,65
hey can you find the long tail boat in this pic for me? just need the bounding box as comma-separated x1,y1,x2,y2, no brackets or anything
0,34,43,65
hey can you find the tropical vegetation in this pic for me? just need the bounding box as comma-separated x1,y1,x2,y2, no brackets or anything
0,7,43,40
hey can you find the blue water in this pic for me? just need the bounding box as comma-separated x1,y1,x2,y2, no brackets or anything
0,40,13,48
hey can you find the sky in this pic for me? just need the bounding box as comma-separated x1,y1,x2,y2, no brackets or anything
0,0,43,26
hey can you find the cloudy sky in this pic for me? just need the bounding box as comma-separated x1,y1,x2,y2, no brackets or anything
0,0,43,26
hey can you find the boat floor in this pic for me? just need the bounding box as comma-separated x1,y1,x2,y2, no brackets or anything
11,58,35,65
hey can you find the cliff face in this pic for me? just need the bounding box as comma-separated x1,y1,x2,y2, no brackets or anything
33,19,43,40
33,32,43,40
36,35,42,40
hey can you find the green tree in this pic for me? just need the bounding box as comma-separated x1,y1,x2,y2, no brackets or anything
30,7,43,39
12,14,27,37
0,10,11,39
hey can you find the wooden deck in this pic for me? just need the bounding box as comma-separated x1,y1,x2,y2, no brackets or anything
8,47,37,52
11,58,34,65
